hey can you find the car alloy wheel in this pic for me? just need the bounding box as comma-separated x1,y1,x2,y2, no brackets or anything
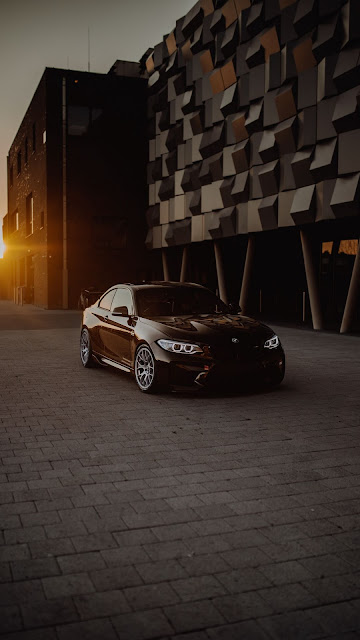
135,345,157,392
80,327,93,368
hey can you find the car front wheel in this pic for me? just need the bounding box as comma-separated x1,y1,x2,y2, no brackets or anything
80,327,94,368
134,344,158,393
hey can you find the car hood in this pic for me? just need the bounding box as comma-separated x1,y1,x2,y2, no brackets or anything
140,314,275,343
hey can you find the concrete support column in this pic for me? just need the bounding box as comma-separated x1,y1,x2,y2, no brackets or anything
214,240,228,304
162,249,170,281
239,235,255,314
180,246,188,282
340,238,360,334
300,229,323,331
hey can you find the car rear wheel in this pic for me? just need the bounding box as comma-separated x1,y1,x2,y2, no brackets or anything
134,344,158,393
80,327,94,368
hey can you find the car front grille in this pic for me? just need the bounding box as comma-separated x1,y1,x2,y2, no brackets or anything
210,338,262,361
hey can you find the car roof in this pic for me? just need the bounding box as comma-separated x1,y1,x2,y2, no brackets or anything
108,281,206,291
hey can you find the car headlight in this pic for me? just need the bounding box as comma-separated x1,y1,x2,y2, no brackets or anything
264,334,280,349
157,339,203,355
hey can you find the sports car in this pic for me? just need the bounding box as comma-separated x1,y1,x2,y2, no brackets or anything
80,281,285,393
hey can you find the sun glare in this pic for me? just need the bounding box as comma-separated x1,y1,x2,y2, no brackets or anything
0,237,6,259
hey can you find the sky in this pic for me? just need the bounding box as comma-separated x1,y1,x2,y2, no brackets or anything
0,0,196,228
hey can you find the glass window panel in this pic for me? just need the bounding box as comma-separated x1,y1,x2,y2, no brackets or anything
99,289,116,311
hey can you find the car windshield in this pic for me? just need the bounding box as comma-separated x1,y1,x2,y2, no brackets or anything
135,287,229,318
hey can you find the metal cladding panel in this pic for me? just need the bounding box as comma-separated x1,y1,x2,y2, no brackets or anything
265,51,282,91
297,67,318,109
236,203,248,234
247,199,263,232
310,138,338,182
274,116,297,153
258,159,279,196
160,200,169,224
174,194,186,220
223,144,237,175
231,169,250,202
220,176,236,206
204,207,237,239
333,47,360,93
278,190,296,227
144,0,360,247
315,179,337,221
191,213,205,241
280,152,296,191
189,188,202,215
259,194,278,230
338,129,360,175
258,129,277,163
317,54,338,101
264,88,280,127
232,139,250,173
317,96,337,141
290,183,316,224
332,86,360,134
291,148,314,188
201,180,224,212
297,106,316,149
330,173,360,217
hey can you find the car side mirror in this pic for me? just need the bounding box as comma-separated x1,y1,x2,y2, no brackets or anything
112,306,129,317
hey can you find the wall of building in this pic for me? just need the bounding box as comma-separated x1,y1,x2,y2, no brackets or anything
63,70,148,308
5,67,149,309
6,74,48,306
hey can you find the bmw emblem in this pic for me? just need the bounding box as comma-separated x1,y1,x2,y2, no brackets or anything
232,338,239,343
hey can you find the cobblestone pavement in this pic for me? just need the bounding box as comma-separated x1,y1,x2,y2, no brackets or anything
0,302,360,639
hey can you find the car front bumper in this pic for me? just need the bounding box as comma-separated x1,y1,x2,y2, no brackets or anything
151,341,285,390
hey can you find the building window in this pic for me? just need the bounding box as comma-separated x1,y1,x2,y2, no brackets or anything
9,165,13,187
32,123,36,153
10,210,19,233
339,239,358,255
40,211,45,229
26,193,34,236
17,151,22,175
68,106,90,136
25,137,28,164
99,289,116,311
67,106,103,136
111,288,133,315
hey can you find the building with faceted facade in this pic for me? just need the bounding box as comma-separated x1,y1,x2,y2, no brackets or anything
142,0,360,333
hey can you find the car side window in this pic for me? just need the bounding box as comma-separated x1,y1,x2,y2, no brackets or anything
99,289,116,311
111,288,133,315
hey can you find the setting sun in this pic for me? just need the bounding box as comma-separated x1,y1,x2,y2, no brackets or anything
0,237,6,259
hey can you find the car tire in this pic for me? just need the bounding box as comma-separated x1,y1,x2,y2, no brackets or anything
134,344,159,393
80,327,94,368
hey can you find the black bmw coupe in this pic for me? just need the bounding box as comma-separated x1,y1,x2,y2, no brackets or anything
80,281,285,393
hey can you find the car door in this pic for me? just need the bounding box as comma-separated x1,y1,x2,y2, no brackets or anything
90,288,117,355
100,287,135,367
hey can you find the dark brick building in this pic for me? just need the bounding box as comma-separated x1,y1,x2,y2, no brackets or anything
3,65,148,308
143,0,360,333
